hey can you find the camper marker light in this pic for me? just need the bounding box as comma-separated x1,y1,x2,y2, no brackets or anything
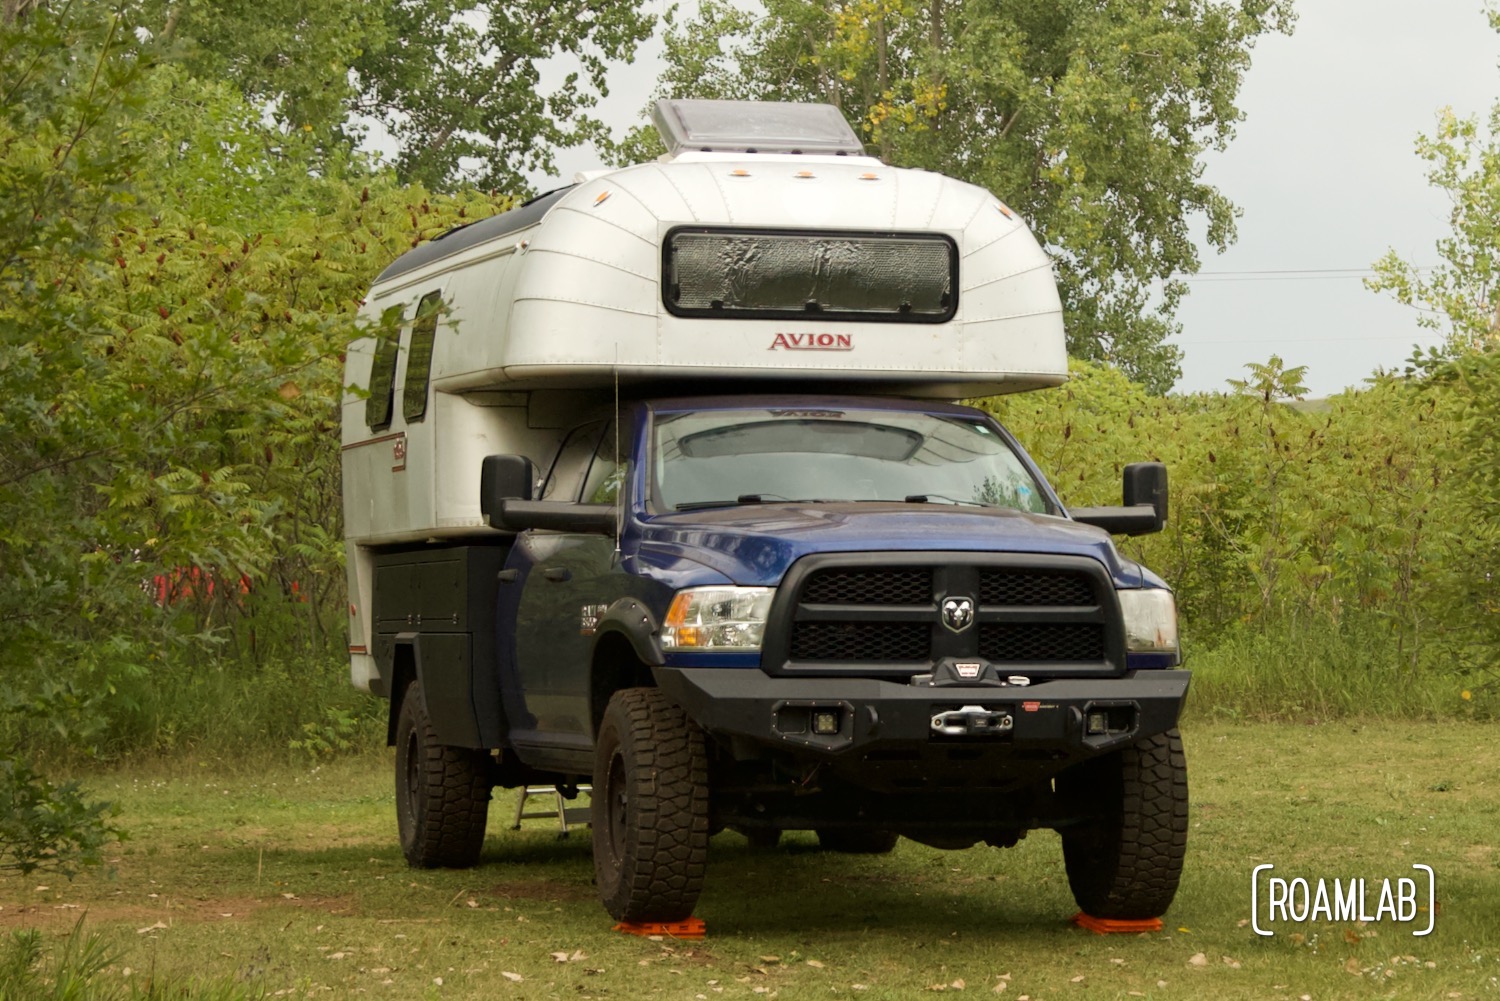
1117,589,1179,654
661,587,776,652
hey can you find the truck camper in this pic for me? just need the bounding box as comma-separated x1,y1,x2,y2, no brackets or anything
342,99,1188,925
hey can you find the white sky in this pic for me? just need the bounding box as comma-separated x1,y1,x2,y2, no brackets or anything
534,0,1500,396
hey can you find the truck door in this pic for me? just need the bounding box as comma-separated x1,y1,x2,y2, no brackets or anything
508,421,622,760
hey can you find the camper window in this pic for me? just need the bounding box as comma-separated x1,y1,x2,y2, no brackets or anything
664,228,957,323
364,304,405,431
402,291,443,423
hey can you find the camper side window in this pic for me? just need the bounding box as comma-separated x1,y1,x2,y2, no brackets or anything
540,422,607,502
364,304,406,431
402,291,443,423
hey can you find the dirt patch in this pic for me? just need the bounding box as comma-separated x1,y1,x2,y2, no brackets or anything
0,894,358,930
484,880,593,903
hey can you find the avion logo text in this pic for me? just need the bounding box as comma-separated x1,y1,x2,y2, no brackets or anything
769,332,853,351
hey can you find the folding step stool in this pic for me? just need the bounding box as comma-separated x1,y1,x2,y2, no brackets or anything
511,785,592,837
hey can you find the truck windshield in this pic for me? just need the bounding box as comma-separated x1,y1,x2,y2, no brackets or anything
652,408,1049,514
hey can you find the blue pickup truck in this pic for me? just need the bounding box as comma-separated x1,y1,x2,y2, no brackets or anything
343,100,1188,926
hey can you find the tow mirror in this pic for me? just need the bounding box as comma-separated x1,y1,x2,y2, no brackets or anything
1071,462,1169,536
1122,462,1168,530
481,454,535,527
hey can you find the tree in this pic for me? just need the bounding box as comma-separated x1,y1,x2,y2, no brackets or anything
1367,7,1500,674
639,0,1294,393
1367,110,1499,350
1,1,513,759
122,0,655,192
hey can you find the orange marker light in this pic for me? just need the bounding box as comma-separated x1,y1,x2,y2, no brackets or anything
859,172,880,180
794,170,815,179
594,190,612,206
996,202,1014,219
730,169,751,177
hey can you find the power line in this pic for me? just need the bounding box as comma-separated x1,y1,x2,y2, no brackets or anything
1174,334,1445,345
1173,265,1437,283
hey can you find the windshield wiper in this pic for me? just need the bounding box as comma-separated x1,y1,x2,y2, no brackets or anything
675,493,790,511
904,493,991,507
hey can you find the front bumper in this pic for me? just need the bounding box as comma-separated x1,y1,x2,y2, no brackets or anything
654,666,1190,764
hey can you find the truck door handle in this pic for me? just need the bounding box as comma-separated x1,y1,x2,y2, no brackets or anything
497,569,520,583
541,567,572,583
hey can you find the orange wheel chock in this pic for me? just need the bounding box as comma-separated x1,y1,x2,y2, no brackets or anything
613,917,706,940
1072,912,1163,934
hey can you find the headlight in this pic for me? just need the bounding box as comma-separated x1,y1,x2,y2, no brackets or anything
1118,589,1179,654
661,586,776,652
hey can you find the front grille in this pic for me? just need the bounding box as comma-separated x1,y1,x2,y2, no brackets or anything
980,569,1094,606
979,622,1104,661
791,621,930,661
802,568,931,605
767,553,1124,677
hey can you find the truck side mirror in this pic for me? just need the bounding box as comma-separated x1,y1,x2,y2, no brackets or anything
481,454,535,528
1122,462,1168,531
1070,462,1169,536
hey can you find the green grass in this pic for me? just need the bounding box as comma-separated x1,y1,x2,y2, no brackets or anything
1184,619,1482,721
5,721,1500,1000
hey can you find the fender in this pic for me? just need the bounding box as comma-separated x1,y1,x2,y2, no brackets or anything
388,632,486,748
591,597,665,667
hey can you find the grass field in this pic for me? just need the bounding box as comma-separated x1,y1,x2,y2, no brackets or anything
4,721,1500,1000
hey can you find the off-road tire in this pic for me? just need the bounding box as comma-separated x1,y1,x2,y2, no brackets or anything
1058,728,1188,920
815,828,900,854
592,687,710,922
394,683,492,868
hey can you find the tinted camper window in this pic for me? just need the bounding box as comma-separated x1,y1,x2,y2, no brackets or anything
364,304,406,431
402,291,443,423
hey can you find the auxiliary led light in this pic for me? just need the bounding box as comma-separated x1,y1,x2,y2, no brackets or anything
812,710,841,735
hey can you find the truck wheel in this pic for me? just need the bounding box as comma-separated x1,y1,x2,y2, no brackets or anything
592,688,710,922
394,683,492,868
816,829,899,854
1058,728,1188,920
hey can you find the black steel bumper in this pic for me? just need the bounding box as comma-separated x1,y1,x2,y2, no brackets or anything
653,666,1190,762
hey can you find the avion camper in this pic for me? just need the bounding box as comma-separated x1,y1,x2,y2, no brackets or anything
342,100,1187,924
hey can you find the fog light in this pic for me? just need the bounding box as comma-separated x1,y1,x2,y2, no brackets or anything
1086,711,1109,735
812,710,841,735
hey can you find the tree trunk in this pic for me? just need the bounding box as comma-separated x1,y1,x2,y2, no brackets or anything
2,0,41,25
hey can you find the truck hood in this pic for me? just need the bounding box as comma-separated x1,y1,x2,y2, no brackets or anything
635,503,1142,588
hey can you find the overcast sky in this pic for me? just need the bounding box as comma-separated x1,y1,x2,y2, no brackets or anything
537,0,1500,397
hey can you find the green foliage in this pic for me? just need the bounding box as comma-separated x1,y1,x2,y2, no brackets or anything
127,0,656,191
982,355,1493,715
0,916,262,1001
288,705,367,762
641,0,1295,392
1365,16,1500,684
0,3,506,764
1368,102,1499,352
0,757,121,877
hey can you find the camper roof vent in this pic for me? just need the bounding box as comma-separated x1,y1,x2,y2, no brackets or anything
652,99,866,157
